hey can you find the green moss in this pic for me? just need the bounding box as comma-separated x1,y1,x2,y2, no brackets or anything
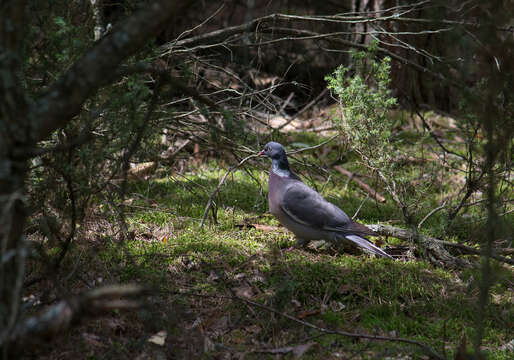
86,140,512,359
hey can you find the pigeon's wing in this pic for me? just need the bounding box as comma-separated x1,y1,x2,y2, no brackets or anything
281,181,391,259
281,182,377,236
280,182,352,231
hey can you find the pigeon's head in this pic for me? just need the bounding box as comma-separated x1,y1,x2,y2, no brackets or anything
258,142,286,160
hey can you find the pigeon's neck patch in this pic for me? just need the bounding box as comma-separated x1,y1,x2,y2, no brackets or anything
271,159,291,177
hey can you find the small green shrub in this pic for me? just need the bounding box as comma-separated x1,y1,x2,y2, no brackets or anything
326,44,435,225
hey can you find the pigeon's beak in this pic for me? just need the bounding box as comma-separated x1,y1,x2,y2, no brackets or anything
257,150,264,157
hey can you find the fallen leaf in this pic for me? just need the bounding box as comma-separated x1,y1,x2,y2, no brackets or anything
233,285,254,299
296,309,320,319
245,324,261,334
329,301,346,312
292,342,316,358
291,299,301,308
234,273,246,280
147,330,167,346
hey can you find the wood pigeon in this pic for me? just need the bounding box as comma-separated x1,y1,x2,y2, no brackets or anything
258,142,392,259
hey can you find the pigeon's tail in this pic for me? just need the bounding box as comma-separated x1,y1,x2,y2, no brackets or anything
345,235,393,259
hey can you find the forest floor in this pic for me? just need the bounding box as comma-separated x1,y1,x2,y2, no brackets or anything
27,126,513,360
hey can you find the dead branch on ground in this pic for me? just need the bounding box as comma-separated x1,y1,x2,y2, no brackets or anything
368,224,513,266
178,290,446,360
4,284,146,348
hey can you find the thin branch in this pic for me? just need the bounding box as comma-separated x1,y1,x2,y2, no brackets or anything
276,88,328,131
287,135,338,155
334,166,387,203
353,193,370,220
415,110,466,161
258,27,462,88
32,0,193,142
199,154,259,229
236,296,446,360
3,285,147,347
418,202,447,230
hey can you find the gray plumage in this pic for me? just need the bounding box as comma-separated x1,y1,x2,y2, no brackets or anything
259,142,392,259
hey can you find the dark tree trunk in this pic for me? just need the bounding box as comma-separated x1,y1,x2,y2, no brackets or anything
0,1,31,356
0,0,194,354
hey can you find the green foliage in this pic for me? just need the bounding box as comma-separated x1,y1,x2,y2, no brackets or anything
325,46,399,170
326,46,440,225
325,50,397,159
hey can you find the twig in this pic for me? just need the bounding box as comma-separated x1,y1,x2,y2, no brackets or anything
162,13,463,88
418,202,447,230
287,135,338,155
3,284,147,347
278,91,295,115
277,88,328,131
171,289,445,359
415,110,466,161
352,193,370,220
236,296,446,360
199,154,259,229
334,166,387,203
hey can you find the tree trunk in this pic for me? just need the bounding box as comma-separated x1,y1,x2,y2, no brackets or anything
0,2,30,355
0,0,194,354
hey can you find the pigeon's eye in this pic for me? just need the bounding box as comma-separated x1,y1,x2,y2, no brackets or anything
266,147,270,151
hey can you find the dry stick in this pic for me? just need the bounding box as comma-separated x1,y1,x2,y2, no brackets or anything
199,154,259,229
417,203,447,230
287,134,338,155
277,88,328,131
235,296,446,360
258,27,460,88
352,193,370,220
172,289,444,359
4,284,146,347
163,13,462,88
278,92,295,115
334,166,387,203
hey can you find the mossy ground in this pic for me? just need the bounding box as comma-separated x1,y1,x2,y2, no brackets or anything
29,132,512,359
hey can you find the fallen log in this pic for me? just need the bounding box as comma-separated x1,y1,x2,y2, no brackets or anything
367,224,513,266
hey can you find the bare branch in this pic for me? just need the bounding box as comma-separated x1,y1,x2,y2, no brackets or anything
32,0,193,143
236,295,446,360
418,202,447,230
199,154,259,229
334,166,387,203
4,284,147,347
